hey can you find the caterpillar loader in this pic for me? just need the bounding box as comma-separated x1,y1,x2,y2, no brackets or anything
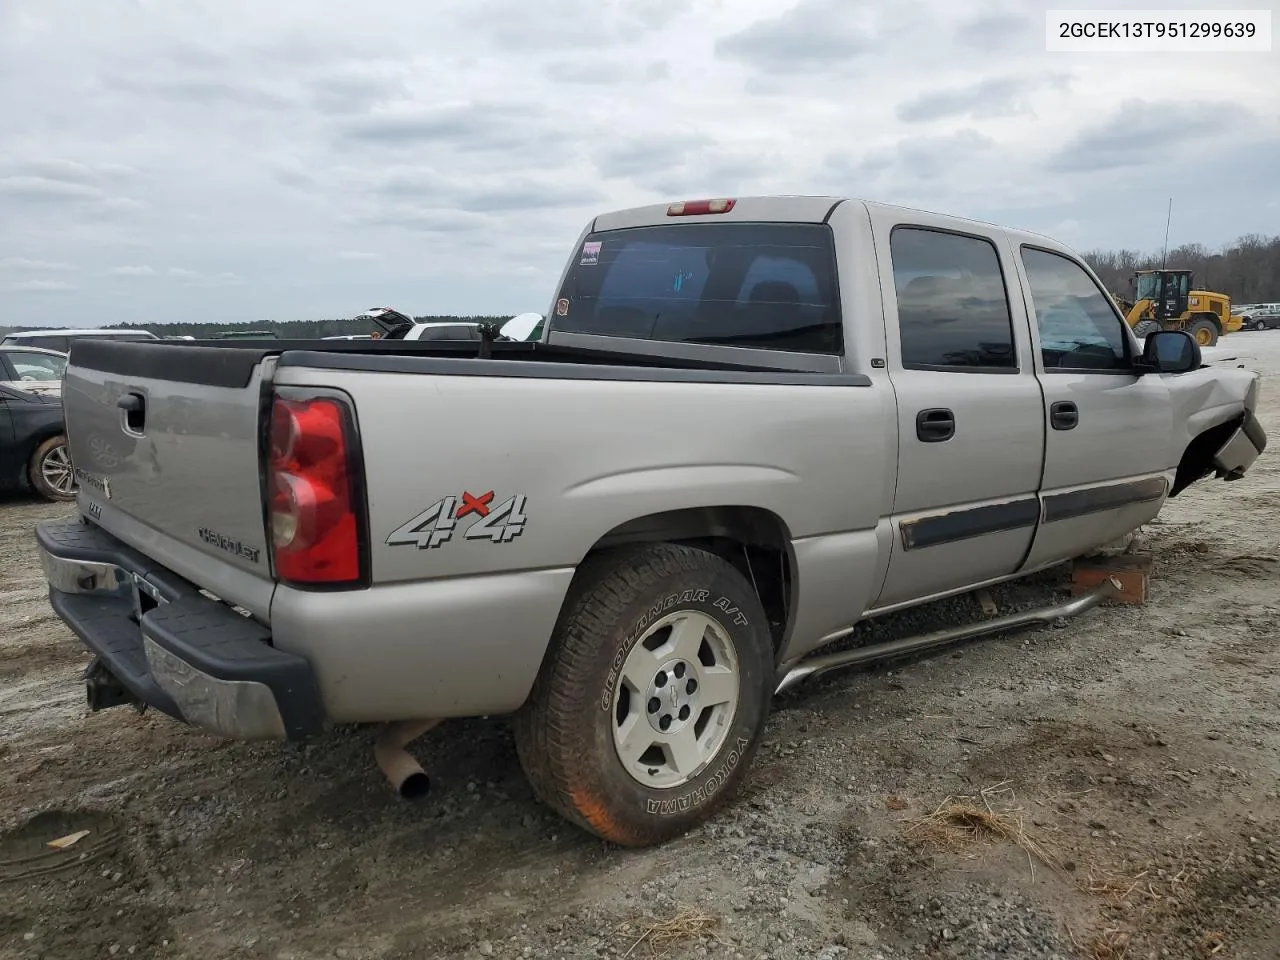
1112,269,1241,346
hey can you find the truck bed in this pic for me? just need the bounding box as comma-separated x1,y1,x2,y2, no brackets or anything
71,336,866,383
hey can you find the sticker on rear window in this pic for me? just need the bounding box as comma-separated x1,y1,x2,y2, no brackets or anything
556,298,570,316
580,241,602,266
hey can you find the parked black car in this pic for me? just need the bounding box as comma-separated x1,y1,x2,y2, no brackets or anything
1241,310,1280,331
0,347,75,501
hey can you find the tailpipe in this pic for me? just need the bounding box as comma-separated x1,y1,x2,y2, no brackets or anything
775,577,1120,696
374,719,441,799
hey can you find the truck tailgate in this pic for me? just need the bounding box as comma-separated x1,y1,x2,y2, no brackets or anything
62,340,276,613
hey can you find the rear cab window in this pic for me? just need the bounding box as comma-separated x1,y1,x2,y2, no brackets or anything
551,222,843,355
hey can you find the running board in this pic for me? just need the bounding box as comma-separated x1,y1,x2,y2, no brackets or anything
774,577,1120,696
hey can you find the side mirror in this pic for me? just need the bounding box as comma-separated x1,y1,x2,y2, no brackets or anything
1140,330,1201,374
499,312,544,342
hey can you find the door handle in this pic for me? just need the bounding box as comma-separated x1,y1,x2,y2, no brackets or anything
1050,401,1078,431
915,407,955,442
117,392,146,434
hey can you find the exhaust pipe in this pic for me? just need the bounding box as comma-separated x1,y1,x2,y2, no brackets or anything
775,577,1120,696
374,719,441,799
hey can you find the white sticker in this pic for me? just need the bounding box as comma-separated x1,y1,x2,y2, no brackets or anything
580,241,602,266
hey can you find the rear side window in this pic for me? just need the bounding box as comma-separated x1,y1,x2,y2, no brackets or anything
1020,247,1129,371
5,351,67,380
552,222,842,354
12,335,69,352
75,332,154,342
890,227,1017,371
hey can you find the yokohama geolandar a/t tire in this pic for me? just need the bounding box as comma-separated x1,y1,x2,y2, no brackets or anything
513,543,774,847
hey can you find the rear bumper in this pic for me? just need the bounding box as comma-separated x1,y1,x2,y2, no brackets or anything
1213,410,1268,480
37,516,325,740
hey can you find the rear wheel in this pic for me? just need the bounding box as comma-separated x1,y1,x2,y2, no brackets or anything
29,435,77,502
1187,316,1219,347
513,543,774,847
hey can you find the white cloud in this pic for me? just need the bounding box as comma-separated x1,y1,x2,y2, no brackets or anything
8,279,75,292
108,264,156,277
0,257,73,271
0,0,1275,325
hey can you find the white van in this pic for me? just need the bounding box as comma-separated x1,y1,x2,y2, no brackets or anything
1,328,159,353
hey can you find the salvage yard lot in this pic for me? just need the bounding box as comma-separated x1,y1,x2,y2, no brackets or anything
3,334,1280,960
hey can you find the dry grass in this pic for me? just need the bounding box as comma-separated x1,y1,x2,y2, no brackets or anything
903,787,1225,960
617,908,722,958
900,781,1064,880
1066,925,1132,960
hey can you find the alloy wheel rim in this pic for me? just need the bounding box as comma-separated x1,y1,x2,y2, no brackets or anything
41,444,76,495
610,610,741,789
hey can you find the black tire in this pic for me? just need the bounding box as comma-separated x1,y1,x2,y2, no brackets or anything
1132,320,1160,339
513,543,774,847
29,435,77,502
1186,317,1219,347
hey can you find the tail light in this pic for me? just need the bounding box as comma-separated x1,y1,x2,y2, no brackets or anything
266,389,367,587
667,198,736,216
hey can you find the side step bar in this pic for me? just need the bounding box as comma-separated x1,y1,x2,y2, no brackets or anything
774,578,1119,696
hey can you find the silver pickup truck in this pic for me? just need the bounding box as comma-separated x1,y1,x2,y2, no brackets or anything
38,196,1266,848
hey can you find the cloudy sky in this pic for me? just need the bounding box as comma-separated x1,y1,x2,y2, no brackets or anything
1,0,1276,327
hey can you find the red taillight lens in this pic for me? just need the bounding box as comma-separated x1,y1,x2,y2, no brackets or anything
267,393,363,586
667,198,736,216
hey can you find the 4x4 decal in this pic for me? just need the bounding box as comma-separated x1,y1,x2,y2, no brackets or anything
386,491,528,549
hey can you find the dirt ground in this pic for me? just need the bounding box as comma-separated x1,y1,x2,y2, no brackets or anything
2,334,1279,960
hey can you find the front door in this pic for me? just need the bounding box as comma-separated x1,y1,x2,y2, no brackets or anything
868,214,1047,611
1012,244,1175,571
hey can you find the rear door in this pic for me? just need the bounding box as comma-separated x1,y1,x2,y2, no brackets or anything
867,210,1047,611
1011,244,1175,570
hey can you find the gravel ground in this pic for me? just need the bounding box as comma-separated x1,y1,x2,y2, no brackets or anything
2,332,1279,960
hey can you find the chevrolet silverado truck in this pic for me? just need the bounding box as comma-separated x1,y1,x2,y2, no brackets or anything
38,196,1267,847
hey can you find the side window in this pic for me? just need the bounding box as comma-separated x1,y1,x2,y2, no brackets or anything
7,352,67,380
890,227,1017,371
1020,248,1129,371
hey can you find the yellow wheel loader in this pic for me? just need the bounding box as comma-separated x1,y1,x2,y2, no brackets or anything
1112,269,1241,347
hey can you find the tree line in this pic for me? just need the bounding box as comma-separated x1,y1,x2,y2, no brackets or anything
1081,233,1280,304
4,231,1278,339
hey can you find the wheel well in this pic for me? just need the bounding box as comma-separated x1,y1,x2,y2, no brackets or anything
585,506,794,652
1171,418,1239,496
1189,312,1221,329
